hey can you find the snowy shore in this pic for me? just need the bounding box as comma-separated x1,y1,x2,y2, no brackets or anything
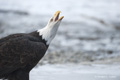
30,63,120,80
30,58,120,80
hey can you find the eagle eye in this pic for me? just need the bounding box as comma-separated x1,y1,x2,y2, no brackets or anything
50,19,53,22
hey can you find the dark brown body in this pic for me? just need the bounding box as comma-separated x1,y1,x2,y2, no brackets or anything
0,31,48,80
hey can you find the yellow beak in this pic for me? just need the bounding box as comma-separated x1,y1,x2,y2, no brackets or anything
54,11,64,21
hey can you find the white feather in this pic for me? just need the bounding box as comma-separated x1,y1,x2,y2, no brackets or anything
37,21,61,45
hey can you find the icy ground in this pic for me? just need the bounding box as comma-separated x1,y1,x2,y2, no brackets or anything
30,64,120,80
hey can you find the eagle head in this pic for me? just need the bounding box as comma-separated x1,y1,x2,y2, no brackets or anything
47,11,64,28
38,11,64,45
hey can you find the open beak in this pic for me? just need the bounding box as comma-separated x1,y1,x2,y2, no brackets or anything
54,11,64,21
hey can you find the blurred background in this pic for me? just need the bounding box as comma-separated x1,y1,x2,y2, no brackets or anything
0,0,120,80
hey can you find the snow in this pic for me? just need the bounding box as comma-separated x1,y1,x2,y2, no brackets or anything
30,64,120,80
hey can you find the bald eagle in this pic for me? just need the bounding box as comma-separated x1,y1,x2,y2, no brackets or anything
0,11,64,80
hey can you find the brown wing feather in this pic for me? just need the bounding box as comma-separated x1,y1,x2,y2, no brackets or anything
0,36,47,77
